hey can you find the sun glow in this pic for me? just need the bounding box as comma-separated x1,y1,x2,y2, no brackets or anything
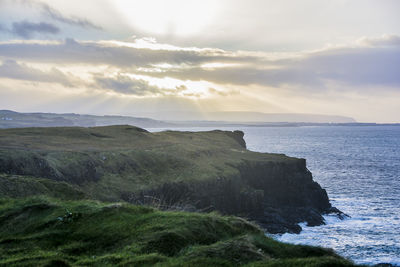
122,73,214,97
114,0,220,36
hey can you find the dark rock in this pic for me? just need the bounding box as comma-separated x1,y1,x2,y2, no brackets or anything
327,207,350,220
125,158,340,234
228,130,247,148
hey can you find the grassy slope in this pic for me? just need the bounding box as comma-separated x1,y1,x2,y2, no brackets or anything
0,197,355,267
0,174,85,200
0,125,293,201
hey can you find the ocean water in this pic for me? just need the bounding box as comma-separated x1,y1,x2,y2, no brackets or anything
150,126,400,266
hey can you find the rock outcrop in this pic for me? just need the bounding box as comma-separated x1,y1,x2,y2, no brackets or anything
122,157,334,233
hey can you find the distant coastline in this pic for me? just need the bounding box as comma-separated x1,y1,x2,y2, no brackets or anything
1,110,399,129
164,121,400,128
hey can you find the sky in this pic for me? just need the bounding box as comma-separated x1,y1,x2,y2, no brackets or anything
0,0,399,122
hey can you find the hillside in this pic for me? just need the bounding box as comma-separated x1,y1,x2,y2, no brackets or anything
0,110,173,129
0,125,341,234
0,197,354,266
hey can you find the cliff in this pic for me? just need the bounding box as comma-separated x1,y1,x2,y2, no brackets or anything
0,125,340,233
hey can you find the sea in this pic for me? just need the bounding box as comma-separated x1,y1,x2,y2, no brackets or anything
150,125,400,266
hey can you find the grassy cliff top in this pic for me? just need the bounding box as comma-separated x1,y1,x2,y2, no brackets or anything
0,125,303,200
0,197,354,267
0,125,291,161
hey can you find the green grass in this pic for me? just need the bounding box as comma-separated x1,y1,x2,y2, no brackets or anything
0,197,356,267
0,174,85,199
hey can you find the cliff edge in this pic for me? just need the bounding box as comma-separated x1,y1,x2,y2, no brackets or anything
0,125,340,233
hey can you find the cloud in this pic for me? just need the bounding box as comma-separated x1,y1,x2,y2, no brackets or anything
0,38,253,67
0,59,188,97
0,59,78,87
10,21,60,39
0,35,399,92
134,36,400,89
92,74,191,96
159,45,400,88
93,74,163,96
208,87,240,96
5,0,102,30
292,45,400,87
38,1,102,30
357,34,400,47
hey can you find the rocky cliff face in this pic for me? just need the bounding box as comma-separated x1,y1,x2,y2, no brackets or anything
123,158,334,234
237,159,334,233
0,125,341,234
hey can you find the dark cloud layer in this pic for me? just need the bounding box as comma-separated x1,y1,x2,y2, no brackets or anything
38,1,102,30
140,46,400,89
0,38,253,67
5,0,102,30
93,74,193,96
0,59,186,96
11,21,60,38
93,74,162,96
